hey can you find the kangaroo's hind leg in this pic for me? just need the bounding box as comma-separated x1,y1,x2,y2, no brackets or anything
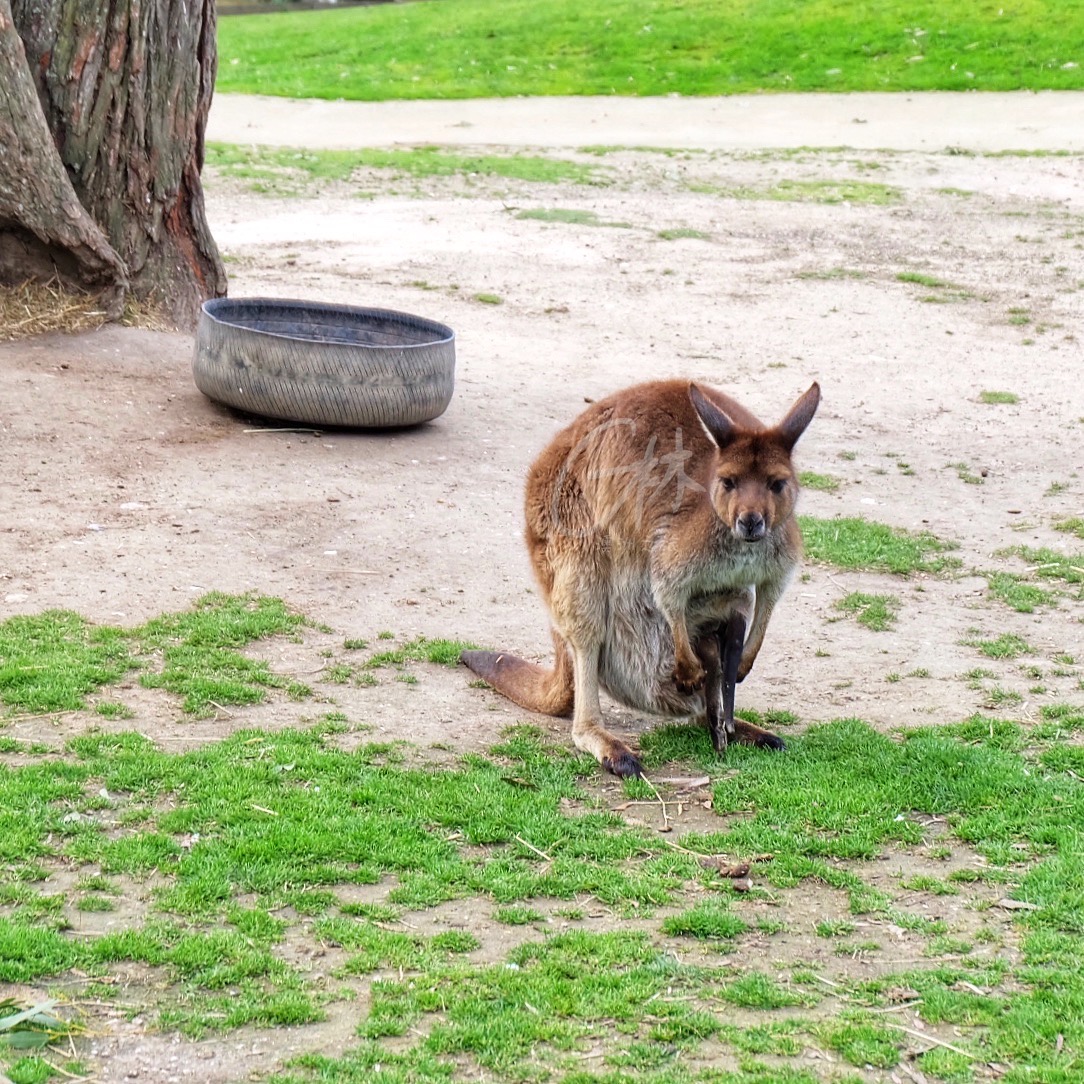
548,563,644,779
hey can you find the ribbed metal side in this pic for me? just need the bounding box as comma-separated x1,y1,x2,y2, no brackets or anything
192,298,456,428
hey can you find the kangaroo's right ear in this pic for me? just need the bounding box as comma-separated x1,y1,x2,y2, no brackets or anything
689,383,737,449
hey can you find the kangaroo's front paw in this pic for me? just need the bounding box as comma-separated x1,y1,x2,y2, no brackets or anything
673,655,706,694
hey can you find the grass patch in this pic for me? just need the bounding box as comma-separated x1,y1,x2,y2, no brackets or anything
980,390,1020,404
136,593,310,716
798,471,841,492
1001,546,1084,586
1,711,1084,1073
964,633,1033,660
265,715,1084,1076
206,142,599,191
719,971,816,1009
364,636,478,669
723,179,901,205
835,592,900,632
950,460,984,485
984,572,1059,613
0,594,309,720
800,516,956,575
514,207,632,228
980,546,1083,615
0,612,134,714
897,271,948,289
1053,517,1084,540
656,227,712,241
216,0,1084,101
9,590,1084,1076
662,900,748,941
796,267,868,281
898,271,975,303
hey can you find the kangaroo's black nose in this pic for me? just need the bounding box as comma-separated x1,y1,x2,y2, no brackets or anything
737,513,766,541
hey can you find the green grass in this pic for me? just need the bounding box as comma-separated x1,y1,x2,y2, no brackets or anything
662,900,748,941
980,389,1020,404
205,142,600,192
9,599,1084,1079
0,594,307,718
796,267,868,282
964,633,1033,659
1002,546,1084,586
898,271,976,303
514,208,633,228
950,460,985,485
364,636,479,669
980,546,1084,614
800,516,957,575
897,271,948,289
1054,517,1084,540
721,179,901,205
2,713,1084,1075
656,227,712,241
835,592,900,632
215,0,1084,102
798,471,841,493
0,612,134,714
136,593,311,716
984,571,1059,613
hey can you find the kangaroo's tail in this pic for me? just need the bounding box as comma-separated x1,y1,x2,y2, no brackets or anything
460,629,574,717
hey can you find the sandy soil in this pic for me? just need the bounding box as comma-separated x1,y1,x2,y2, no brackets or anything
2,93,1082,1081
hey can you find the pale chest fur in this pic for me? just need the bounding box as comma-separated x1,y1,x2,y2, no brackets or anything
655,518,795,601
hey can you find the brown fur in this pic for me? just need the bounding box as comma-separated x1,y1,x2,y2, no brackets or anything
462,379,820,777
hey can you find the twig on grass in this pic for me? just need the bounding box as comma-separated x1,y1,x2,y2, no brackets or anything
639,774,671,831
883,1021,976,1060
515,834,553,862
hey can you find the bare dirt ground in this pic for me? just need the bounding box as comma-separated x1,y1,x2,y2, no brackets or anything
2,93,1083,1082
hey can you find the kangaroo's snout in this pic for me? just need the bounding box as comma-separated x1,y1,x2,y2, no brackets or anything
736,512,766,542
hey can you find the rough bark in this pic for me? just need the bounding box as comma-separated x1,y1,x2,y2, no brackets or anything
0,0,226,327
0,0,127,312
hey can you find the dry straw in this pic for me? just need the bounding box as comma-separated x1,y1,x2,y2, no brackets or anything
0,279,173,340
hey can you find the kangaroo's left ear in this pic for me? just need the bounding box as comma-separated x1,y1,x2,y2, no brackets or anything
690,383,738,449
776,383,821,451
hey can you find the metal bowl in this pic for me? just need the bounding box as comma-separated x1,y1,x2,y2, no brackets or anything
192,297,456,427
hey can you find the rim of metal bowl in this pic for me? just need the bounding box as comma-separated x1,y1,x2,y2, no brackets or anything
199,297,456,349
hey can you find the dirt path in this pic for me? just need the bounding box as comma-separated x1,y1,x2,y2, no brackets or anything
207,89,1084,152
2,93,1082,1082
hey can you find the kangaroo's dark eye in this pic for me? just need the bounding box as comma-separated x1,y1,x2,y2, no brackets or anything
769,479,787,495
721,477,736,492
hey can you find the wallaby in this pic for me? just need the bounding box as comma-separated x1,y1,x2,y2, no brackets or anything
462,379,820,778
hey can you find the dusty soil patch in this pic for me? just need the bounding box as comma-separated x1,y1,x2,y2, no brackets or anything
1,101,1082,1082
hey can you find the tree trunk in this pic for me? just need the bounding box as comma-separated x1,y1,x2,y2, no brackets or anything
0,0,128,312
0,0,226,327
